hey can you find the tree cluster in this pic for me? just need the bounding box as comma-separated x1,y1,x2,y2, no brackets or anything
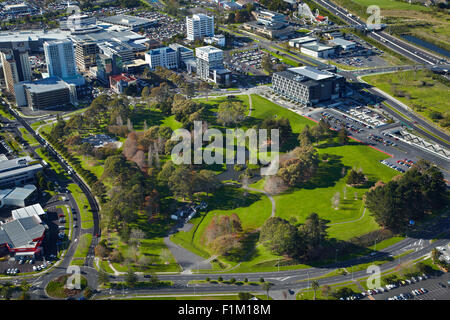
203,214,244,257
259,213,328,260
277,145,319,188
364,160,447,232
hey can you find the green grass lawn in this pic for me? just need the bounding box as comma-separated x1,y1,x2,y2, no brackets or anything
107,231,181,273
272,141,398,240
67,183,94,230
19,127,39,146
73,233,93,259
296,282,362,300
262,49,301,67
362,70,450,132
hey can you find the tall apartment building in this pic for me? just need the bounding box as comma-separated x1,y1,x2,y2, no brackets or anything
169,43,194,71
74,40,99,72
186,14,214,41
0,49,32,95
272,66,346,107
43,39,78,80
144,47,178,70
195,45,230,84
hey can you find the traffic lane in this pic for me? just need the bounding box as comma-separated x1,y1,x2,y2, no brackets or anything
366,274,450,300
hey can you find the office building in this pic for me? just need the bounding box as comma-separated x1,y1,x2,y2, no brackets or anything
169,43,194,71
74,40,99,72
43,39,77,79
186,14,214,41
255,10,287,28
204,34,226,47
144,46,178,70
272,66,346,106
14,76,77,110
0,156,43,188
195,45,230,85
0,49,32,95
300,43,335,58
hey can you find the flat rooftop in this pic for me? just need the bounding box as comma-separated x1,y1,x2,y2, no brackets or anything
22,76,69,94
288,66,336,81
329,38,355,47
99,14,157,28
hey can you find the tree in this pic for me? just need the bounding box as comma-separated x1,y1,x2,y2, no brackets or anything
125,268,138,287
301,213,328,246
182,82,195,98
260,217,305,257
92,181,106,199
346,169,366,186
217,99,246,126
98,269,110,285
261,54,273,74
168,166,195,200
338,127,349,145
311,280,320,300
199,81,211,101
261,282,273,300
277,145,319,187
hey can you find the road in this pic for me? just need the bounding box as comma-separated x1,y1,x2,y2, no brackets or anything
311,0,447,65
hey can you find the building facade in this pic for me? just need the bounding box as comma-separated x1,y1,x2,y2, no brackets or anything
43,39,78,79
144,46,178,70
186,14,214,41
0,49,32,95
74,40,99,72
272,66,346,106
195,45,230,85
0,157,43,188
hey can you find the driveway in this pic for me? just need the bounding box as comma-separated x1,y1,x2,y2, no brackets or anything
163,236,212,271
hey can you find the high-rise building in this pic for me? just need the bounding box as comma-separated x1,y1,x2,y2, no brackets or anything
195,45,230,84
43,39,77,80
186,14,214,41
0,49,32,95
144,47,178,70
74,40,99,72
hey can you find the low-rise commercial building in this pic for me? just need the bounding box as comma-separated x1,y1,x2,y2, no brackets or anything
0,156,43,188
300,43,335,58
0,185,37,208
109,73,137,94
0,204,47,258
329,38,356,51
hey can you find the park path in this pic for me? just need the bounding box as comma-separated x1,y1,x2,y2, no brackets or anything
243,185,276,218
327,207,367,226
247,93,253,117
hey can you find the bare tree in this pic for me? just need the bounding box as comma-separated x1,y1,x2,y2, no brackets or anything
343,185,347,200
143,120,148,131
153,141,160,168
354,192,358,200
127,118,133,131
332,192,340,210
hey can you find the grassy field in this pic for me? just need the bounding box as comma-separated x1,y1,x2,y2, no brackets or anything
67,183,94,230
107,230,181,273
273,140,398,240
73,233,93,259
171,94,401,272
296,281,362,300
362,69,450,132
19,127,39,146
262,49,301,67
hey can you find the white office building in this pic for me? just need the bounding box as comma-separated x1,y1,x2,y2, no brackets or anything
195,45,230,84
43,39,77,80
186,14,214,41
145,46,178,70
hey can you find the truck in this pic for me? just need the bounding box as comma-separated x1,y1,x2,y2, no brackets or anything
170,215,178,220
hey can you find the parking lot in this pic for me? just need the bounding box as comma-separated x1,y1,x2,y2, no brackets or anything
364,273,450,300
225,47,272,76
